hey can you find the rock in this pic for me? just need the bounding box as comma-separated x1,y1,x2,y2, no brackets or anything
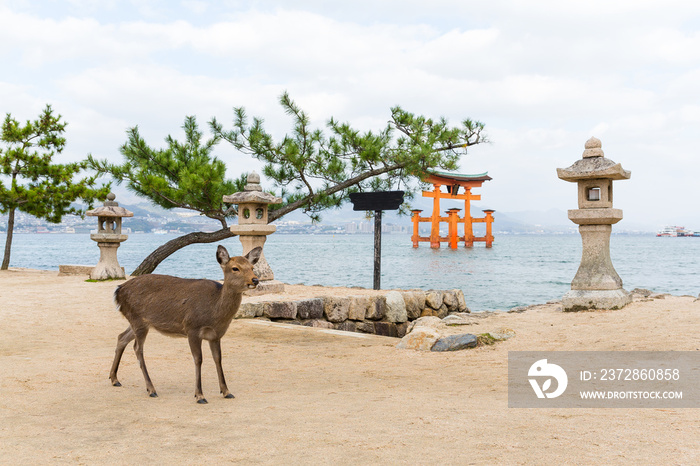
296,298,324,319
356,321,376,334
335,321,357,333
263,301,297,319
366,296,386,320
401,291,423,320
396,327,441,351
489,328,516,341
384,291,407,323
235,302,263,319
373,322,398,337
420,307,439,317
649,293,667,300
443,291,459,312
631,288,653,297
303,319,334,329
442,314,474,326
508,306,528,313
348,295,370,321
406,316,444,334
425,290,443,309
396,322,409,338
323,296,350,323
431,333,478,352
452,289,469,313
436,303,449,318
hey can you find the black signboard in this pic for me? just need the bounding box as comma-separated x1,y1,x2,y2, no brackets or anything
348,191,404,211
348,191,405,290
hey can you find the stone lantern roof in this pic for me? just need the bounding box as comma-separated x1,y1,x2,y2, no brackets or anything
86,193,134,218
557,137,631,182
222,172,282,205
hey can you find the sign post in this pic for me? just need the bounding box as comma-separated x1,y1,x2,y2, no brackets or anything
348,191,404,290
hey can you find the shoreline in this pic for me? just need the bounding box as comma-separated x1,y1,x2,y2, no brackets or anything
1,268,698,463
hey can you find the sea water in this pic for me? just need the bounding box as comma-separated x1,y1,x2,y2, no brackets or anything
5,233,699,311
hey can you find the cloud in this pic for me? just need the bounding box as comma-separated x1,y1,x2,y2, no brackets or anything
2,1,700,228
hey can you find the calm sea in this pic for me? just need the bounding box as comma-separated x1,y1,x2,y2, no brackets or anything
5,233,699,311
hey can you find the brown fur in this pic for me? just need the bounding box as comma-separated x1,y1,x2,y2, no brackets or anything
109,245,261,403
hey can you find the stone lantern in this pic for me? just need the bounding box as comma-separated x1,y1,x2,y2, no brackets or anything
86,193,133,280
557,137,632,311
223,172,284,294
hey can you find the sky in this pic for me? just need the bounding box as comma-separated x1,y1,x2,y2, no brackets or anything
2,0,699,231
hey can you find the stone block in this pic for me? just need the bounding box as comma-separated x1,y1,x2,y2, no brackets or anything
396,322,409,338
348,295,370,321
264,301,297,319
356,321,376,334
384,291,407,323
335,321,357,333
452,289,469,313
436,303,449,318
443,291,459,312
425,291,443,309
296,298,324,319
401,291,424,320
323,296,350,323
366,296,386,320
373,321,398,337
303,319,335,329
431,333,477,352
236,302,264,319
396,327,441,351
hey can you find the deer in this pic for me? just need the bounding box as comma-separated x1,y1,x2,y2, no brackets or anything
109,245,262,404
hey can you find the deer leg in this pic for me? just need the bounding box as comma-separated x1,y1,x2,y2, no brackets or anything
109,326,135,387
188,333,207,404
209,339,234,399
132,326,157,397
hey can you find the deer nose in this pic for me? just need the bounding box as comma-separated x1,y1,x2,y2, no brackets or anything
252,278,259,286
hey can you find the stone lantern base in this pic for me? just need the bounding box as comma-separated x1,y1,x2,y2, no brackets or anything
562,289,631,312
90,240,127,280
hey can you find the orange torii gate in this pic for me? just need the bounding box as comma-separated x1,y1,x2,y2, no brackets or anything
411,171,494,249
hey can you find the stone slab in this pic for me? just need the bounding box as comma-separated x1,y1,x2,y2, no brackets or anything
243,280,285,296
58,265,95,276
562,288,632,312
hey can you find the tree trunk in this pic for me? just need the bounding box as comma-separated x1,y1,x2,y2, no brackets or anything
1,207,15,270
131,227,237,276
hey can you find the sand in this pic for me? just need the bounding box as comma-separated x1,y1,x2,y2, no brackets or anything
0,268,698,465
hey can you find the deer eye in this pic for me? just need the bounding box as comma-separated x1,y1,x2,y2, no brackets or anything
232,267,239,272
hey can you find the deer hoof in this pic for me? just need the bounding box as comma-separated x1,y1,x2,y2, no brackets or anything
197,398,208,404
149,392,158,398
224,393,235,399
112,381,122,387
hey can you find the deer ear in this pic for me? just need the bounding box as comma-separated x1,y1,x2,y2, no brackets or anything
245,246,262,265
216,245,230,265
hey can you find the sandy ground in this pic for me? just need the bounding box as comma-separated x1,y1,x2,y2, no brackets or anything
0,268,698,465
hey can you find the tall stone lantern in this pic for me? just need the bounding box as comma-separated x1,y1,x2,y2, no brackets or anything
86,193,133,280
223,172,284,294
557,137,631,311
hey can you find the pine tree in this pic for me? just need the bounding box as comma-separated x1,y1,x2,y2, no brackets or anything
88,116,248,275
93,94,486,275
0,105,110,270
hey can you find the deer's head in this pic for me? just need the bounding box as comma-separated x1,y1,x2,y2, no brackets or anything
216,245,261,291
